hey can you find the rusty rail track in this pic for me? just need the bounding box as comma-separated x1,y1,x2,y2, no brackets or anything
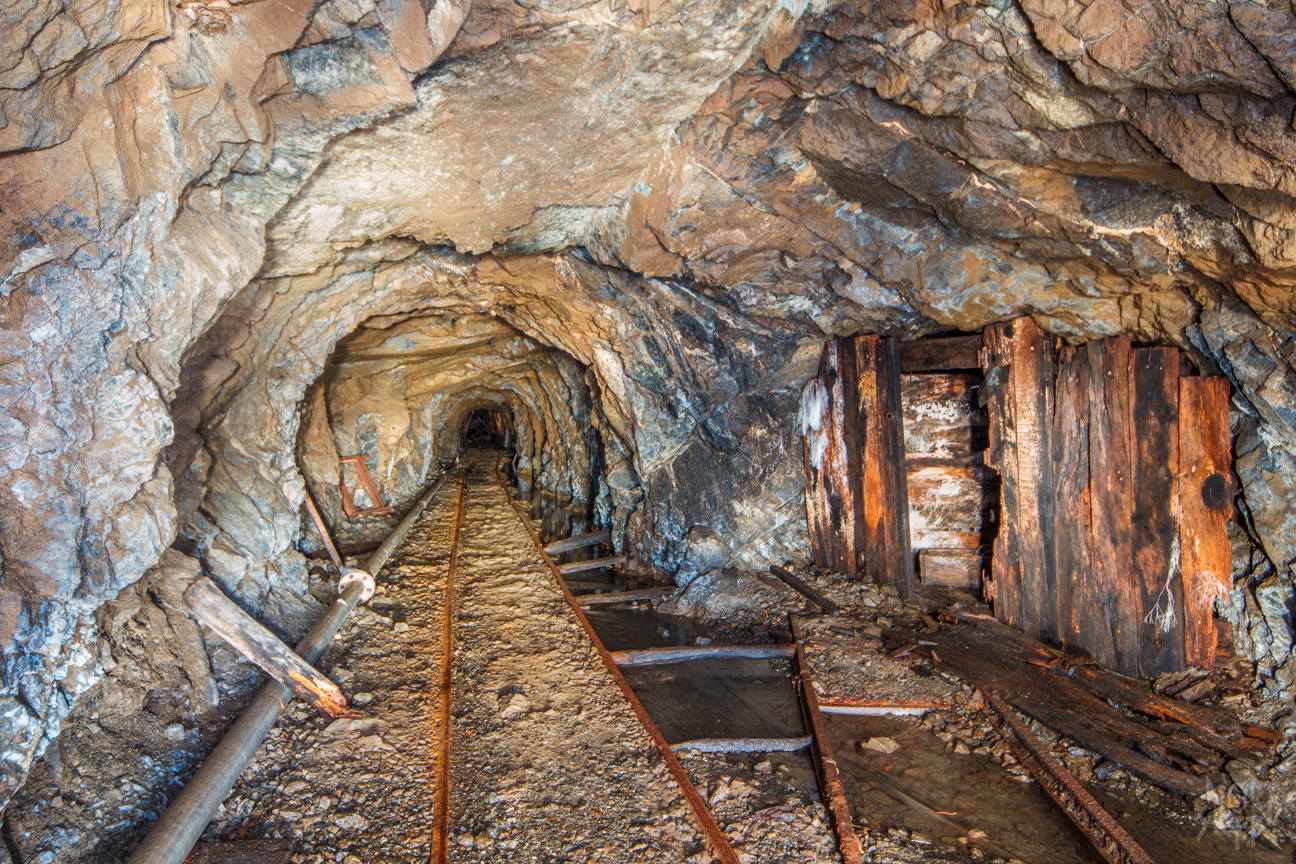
429,458,475,864
985,692,1157,864
492,456,743,864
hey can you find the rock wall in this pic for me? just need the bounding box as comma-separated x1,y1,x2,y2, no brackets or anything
2,0,1296,839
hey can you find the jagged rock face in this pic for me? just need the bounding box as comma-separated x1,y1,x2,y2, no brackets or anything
4,0,1296,825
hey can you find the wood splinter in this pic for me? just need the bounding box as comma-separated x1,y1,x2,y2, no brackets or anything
183,576,348,719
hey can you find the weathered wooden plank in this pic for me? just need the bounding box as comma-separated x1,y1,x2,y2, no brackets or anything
558,556,627,575
912,529,984,550
906,460,992,542
898,334,983,372
1179,376,1233,668
183,577,347,719
803,340,859,578
855,335,915,600
1051,347,1101,658
1130,347,1185,677
545,528,612,555
802,372,834,573
982,322,1021,627
577,587,677,606
918,549,983,589
1011,318,1057,644
610,644,797,666
900,373,989,458
1087,337,1138,676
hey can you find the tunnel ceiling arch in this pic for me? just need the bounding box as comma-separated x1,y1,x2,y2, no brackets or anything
1,0,1296,829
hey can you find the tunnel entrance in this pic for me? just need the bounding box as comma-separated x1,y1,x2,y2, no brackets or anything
463,408,510,448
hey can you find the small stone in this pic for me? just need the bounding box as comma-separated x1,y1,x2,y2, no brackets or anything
754,760,773,773
163,723,186,741
861,736,900,754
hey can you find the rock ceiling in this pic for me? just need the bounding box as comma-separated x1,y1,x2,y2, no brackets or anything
2,0,1296,817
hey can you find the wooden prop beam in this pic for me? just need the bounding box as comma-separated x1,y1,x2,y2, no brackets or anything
768,566,839,613
558,555,626,575
576,586,676,607
609,643,796,666
544,529,612,555
302,490,342,571
338,454,393,518
183,577,347,719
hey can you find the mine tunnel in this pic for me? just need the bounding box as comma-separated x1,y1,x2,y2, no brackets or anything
4,2,1296,864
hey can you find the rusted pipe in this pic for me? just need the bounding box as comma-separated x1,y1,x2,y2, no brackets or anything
128,471,454,864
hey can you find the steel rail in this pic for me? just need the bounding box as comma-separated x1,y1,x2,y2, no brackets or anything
985,691,1157,864
128,469,457,864
492,456,743,864
429,459,475,864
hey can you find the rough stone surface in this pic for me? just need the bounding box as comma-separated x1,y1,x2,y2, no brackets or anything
4,0,1296,842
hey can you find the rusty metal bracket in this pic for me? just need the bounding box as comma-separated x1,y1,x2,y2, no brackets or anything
984,691,1157,864
338,453,393,518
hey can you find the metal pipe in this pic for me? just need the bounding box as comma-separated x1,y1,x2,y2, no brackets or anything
128,471,452,864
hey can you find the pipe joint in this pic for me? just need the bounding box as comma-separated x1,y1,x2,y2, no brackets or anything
338,567,376,604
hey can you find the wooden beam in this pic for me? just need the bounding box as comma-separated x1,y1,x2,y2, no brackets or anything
544,529,612,555
301,490,342,570
577,587,676,607
1087,337,1138,675
609,643,797,666
917,549,983,589
1010,317,1057,644
854,335,914,599
1052,346,1098,658
183,576,347,719
1131,347,1185,677
982,322,1022,629
898,334,983,372
1179,376,1233,668
558,555,627,575
671,737,812,753
768,565,840,613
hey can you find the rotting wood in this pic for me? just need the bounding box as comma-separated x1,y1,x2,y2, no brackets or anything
301,491,342,571
855,335,915,599
560,579,618,591
894,623,1229,796
818,697,947,716
901,373,988,458
898,334,983,372
558,555,627,575
769,565,840,613
985,692,1156,864
576,586,676,607
1051,347,1097,658
544,528,612,555
183,577,347,719
495,458,744,864
1088,336,1138,674
981,322,1020,623
1179,376,1233,667
670,736,813,753
1131,347,1185,677
609,643,796,666
1010,317,1057,644
802,339,859,579
917,549,983,589
790,615,864,864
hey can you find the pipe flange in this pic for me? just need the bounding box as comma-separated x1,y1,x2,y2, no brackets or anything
338,567,376,604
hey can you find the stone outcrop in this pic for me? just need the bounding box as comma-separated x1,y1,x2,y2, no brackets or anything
3,0,1296,842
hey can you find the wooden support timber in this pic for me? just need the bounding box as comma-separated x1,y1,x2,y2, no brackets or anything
183,576,347,719
802,334,915,598
544,528,612,555
982,319,1233,677
301,489,342,571
609,643,796,666
671,736,812,753
338,453,393,518
558,555,626,575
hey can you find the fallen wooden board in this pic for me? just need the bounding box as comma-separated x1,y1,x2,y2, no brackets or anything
672,737,812,753
577,587,676,607
558,556,627,575
545,528,612,555
610,644,796,666
183,576,347,718
769,566,839,613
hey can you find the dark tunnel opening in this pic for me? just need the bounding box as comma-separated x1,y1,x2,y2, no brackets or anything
463,407,511,448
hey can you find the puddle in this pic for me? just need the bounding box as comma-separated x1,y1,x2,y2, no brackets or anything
828,714,1294,864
